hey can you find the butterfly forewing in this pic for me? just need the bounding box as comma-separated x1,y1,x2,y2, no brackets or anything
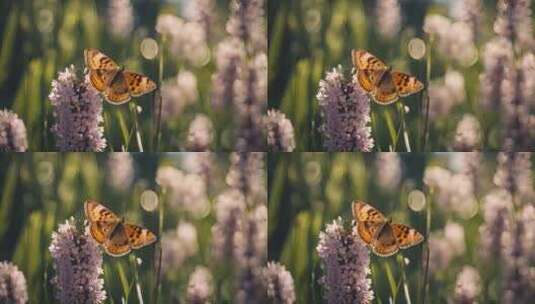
392,223,424,249
124,72,157,97
85,200,121,244
84,49,120,71
392,72,424,97
124,224,157,249
352,201,386,244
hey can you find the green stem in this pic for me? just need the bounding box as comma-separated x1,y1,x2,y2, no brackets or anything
129,103,144,152
422,191,432,304
422,37,432,151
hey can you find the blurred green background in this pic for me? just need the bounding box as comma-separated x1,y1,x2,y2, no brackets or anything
0,0,240,151
267,152,530,303
267,0,509,151
0,153,238,303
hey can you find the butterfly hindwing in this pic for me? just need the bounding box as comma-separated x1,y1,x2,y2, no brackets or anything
124,224,158,249
392,71,424,97
124,72,157,97
392,223,424,249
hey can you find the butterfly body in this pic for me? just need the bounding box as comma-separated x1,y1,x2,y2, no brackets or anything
352,50,424,105
84,200,157,257
84,49,157,105
352,200,423,257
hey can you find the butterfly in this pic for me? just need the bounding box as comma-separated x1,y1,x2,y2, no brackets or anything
84,200,157,257
352,200,424,257
352,50,424,105
84,48,157,105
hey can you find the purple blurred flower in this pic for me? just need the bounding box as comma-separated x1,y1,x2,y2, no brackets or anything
161,222,198,276
107,0,133,39
235,205,268,304
211,38,245,108
375,0,401,40
494,0,533,50
0,261,28,304
479,38,513,111
183,0,217,40
106,153,134,192
186,266,214,304
156,166,209,217
211,189,246,262
501,63,531,150
181,152,216,185
479,189,513,260
0,109,28,152
186,114,214,151
452,0,482,40
453,114,481,151
265,109,295,152
235,53,267,152
226,152,266,206
317,217,374,304
161,70,199,122
428,221,465,273
49,65,106,152
424,16,476,66
375,153,401,190
427,70,466,119
453,265,481,304
262,262,296,304
49,217,106,304
226,0,266,53
317,66,374,152
493,152,533,202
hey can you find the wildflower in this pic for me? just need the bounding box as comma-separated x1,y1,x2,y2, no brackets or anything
375,0,401,40
107,0,134,39
452,0,482,40
424,16,476,66
479,38,513,110
211,38,245,108
427,70,466,119
501,64,531,150
265,109,295,152
317,217,374,304
235,53,267,152
226,0,266,53
317,66,374,152
186,266,214,304
183,0,217,40
0,261,28,304
161,222,199,276
211,189,246,261
156,166,209,217
453,114,481,151
186,114,214,151
375,153,401,190
493,152,533,202
453,266,481,303
262,262,296,304
106,153,134,192
428,222,465,273
49,217,106,304
0,109,28,151
494,0,533,50
161,70,199,122
181,152,216,185
49,65,106,151
479,189,513,260
226,152,266,205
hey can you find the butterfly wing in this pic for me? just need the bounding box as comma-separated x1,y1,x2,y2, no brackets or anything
104,72,132,105
124,224,158,249
371,223,399,257
104,223,132,257
392,71,424,97
84,49,121,92
352,201,387,244
352,50,388,93
123,71,157,97
373,71,399,105
84,200,121,245
391,223,424,249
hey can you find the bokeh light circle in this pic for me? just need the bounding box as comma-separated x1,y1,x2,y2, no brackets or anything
408,190,426,212
408,38,426,60
140,38,159,60
140,190,159,212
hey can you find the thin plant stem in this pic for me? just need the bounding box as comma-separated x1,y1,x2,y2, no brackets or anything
422,37,433,151
153,190,165,304
398,254,412,304
131,255,144,304
116,108,130,151
154,36,165,151
129,103,144,152
422,191,432,304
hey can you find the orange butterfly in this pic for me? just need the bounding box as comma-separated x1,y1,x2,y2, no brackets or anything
84,200,157,257
84,49,157,105
352,50,424,105
352,200,424,257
